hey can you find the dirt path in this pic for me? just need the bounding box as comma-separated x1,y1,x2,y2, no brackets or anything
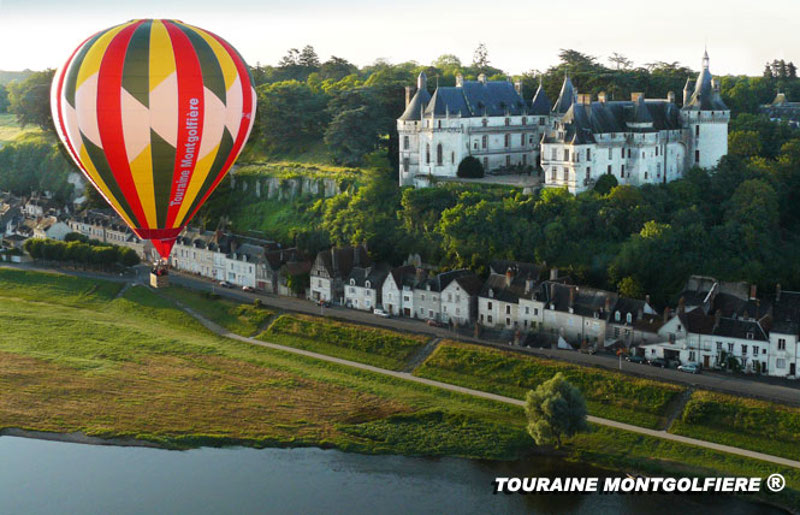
402,337,441,373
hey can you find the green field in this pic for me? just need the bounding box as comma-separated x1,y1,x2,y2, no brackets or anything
157,285,275,337
415,341,684,429
670,390,800,461
259,314,429,371
0,113,42,146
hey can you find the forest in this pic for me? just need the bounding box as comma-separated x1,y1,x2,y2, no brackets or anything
1,46,799,306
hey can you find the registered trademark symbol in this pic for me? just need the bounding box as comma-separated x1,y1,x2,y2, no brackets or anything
766,473,785,493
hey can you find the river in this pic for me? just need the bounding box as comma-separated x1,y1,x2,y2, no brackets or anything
0,436,786,514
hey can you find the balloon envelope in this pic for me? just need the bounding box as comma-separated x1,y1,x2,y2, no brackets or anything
51,19,256,259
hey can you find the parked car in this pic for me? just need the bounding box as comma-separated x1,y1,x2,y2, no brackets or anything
317,300,331,308
242,286,255,293
218,281,232,288
649,358,667,368
678,363,701,374
625,355,646,364
426,319,444,327
373,308,390,318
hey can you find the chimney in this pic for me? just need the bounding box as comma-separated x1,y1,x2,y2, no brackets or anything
678,296,686,315
577,93,591,105
330,247,338,273
456,73,464,87
505,267,514,287
663,307,671,323
604,296,611,313
514,80,522,95
549,282,556,303
478,73,487,84
645,294,651,305
415,268,425,285
404,86,412,108
569,286,575,307
667,91,676,104
749,284,757,301
525,278,534,295
550,268,558,281
597,91,607,103
631,92,644,102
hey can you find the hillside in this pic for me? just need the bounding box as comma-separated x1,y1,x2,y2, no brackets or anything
0,69,33,85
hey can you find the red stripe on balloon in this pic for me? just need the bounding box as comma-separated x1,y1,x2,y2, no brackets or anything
163,20,205,228
182,28,254,227
96,20,149,228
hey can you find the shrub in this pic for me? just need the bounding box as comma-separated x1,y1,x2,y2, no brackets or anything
457,156,484,178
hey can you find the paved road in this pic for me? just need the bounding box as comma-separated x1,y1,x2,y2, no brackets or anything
6,262,800,405
179,301,800,471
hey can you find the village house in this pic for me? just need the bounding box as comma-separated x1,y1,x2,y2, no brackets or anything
766,286,800,378
32,216,71,241
439,272,483,325
381,264,418,317
478,261,544,330
412,269,479,323
259,247,307,294
308,245,370,304
344,264,390,311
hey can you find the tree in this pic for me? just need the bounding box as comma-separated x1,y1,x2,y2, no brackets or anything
524,373,589,448
594,173,618,195
618,276,644,298
456,156,484,178
255,81,328,153
472,43,490,72
728,130,763,158
324,106,379,166
319,56,358,81
7,69,55,130
298,45,320,69
608,53,633,70
0,83,9,113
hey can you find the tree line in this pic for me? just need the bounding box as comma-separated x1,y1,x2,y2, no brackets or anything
23,233,140,268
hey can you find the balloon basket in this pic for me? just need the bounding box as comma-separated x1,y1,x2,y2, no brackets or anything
149,266,169,289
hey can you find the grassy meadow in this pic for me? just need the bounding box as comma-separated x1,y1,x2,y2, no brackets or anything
259,314,429,371
414,340,684,429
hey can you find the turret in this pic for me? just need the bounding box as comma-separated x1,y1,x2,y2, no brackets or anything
681,50,730,170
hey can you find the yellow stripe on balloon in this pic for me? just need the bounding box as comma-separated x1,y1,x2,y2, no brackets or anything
75,21,136,90
128,144,157,228
174,142,220,227
180,22,238,91
78,144,137,229
149,20,176,91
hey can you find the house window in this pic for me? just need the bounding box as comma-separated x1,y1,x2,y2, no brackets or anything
585,170,590,180
644,172,648,179
534,308,538,315
522,117,527,125
551,148,557,160
551,169,557,181
728,343,734,353
403,136,409,149
506,317,511,326
539,117,545,126
506,305,511,314
429,310,434,318
456,295,460,302
777,358,786,369
742,345,748,356
436,144,443,165
403,157,409,171
421,294,425,301
488,315,493,323
482,135,488,149
488,302,493,310
437,120,441,129
627,149,631,158
447,293,452,302
525,306,530,314
608,148,612,159
778,338,786,350
655,146,659,156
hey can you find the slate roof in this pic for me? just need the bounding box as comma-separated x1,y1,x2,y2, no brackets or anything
771,291,800,335
530,82,552,115
683,52,728,111
417,269,471,292
552,76,575,114
480,261,544,303
388,264,418,289
398,87,432,121
452,273,484,296
313,245,371,279
408,80,528,119
678,308,768,341
348,264,390,289
544,282,618,319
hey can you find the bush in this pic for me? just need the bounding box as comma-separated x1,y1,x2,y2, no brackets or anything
457,156,484,178
594,174,618,195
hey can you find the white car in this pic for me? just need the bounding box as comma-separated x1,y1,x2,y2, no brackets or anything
373,308,390,318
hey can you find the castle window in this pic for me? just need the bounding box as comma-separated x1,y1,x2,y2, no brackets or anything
621,148,625,158
506,155,511,167
482,135,488,149
695,150,700,163
621,164,625,177
403,136,409,149
539,117,545,126
644,171,648,179
522,154,527,166
695,125,700,137
522,117,527,125
451,151,455,164
473,141,478,149
437,120,441,129
505,118,510,126
607,165,612,174
563,149,569,161
563,167,569,182
504,134,510,147
425,144,430,164
482,118,488,127
551,168,557,181
483,157,488,170
403,157,409,171
586,149,591,160
436,144,443,165
655,146,659,156
608,148,612,159
520,133,525,146
627,149,631,158
585,170,590,180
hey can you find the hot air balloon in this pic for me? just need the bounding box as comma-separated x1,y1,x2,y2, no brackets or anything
51,19,256,260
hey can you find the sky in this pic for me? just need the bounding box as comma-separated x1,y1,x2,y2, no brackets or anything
0,0,796,77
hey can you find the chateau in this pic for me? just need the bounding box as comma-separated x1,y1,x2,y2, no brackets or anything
397,51,730,193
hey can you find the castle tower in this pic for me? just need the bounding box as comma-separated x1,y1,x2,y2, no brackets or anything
397,72,431,186
681,50,730,170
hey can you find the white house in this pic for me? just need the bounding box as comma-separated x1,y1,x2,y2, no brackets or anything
344,265,389,311
767,287,800,378
308,245,370,304
32,217,71,241
382,265,418,317
478,261,543,330
440,273,483,325
412,269,478,322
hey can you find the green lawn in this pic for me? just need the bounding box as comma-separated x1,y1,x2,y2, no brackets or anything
670,390,800,461
415,341,684,429
157,285,274,337
258,314,429,371
0,113,42,146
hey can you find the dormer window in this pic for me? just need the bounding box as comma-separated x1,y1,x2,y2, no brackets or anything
615,311,621,322
350,279,355,286
488,288,494,298
365,280,371,289
626,313,632,324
